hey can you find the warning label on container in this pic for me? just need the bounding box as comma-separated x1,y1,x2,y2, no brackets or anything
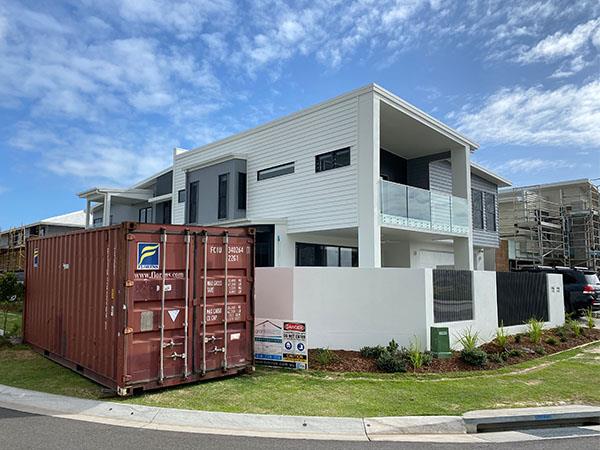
254,318,307,369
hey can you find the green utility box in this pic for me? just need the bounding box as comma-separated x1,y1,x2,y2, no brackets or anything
430,327,452,359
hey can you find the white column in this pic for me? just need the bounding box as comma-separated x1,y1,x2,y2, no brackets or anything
102,193,111,227
85,199,91,228
357,91,381,268
451,146,473,270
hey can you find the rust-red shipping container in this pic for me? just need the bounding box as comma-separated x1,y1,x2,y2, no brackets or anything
24,223,254,395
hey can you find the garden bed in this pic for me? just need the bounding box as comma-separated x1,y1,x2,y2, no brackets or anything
309,325,600,373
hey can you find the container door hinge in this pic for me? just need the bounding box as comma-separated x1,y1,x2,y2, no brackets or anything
125,280,134,287
126,234,135,241
123,375,132,382
123,327,134,335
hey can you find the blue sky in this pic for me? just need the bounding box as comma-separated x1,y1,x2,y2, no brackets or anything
0,0,599,229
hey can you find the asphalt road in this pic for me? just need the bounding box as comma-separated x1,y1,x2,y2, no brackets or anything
1,407,599,450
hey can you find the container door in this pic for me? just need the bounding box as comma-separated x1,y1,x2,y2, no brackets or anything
126,231,193,385
194,233,253,374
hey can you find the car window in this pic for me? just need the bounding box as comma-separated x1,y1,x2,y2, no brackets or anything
562,273,578,284
584,274,600,284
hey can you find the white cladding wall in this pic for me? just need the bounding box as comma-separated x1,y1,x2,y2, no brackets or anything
172,97,359,233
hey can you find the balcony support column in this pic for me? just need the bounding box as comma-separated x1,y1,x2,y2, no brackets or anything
451,146,474,270
102,193,111,227
357,91,381,268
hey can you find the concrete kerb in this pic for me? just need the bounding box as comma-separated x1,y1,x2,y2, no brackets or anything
1,384,600,441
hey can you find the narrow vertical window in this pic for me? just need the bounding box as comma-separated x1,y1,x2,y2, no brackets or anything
218,173,228,219
484,192,496,232
471,189,483,230
188,181,198,223
238,172,247,210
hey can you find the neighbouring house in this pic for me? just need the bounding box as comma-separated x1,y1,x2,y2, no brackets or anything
0,210,86,274
80,84,510,271
499,179,600,272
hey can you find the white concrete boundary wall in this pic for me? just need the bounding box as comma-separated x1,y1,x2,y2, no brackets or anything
255,269,565,351
256,268,432,350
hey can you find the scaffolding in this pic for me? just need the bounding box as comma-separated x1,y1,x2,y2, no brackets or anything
499,180,600,272
0,226,27,273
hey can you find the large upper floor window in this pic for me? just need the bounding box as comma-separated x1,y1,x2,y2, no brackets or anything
295,243,358,267
472,189,496,232
139,206,152,223
315,147,350,172
257,162,294,180
218,173,228,219
188,181,198,223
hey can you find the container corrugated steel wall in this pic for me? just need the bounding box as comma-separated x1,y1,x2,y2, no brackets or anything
24,223,254,395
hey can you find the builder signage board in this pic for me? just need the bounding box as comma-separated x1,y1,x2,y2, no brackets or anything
254,318,307,369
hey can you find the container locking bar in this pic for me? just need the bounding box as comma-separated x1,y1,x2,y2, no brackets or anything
183,230,190,378
159,230,167,384
202,231,208,376
223,232,229,371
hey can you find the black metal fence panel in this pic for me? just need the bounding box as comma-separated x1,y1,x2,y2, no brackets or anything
433,270,473,323
496,272,548,326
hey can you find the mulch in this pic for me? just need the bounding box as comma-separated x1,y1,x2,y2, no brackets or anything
308,327,600,374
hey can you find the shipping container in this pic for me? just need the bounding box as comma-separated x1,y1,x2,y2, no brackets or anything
24,223,254,395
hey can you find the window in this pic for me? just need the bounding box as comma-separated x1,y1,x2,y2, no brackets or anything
218,173,228,220
484,192,496,232
295,243,358,267
315,147,350,172
93,217,102,227
178,189,186,203
162,201,171,224
238,172,247,210
139,206,152,223
257,162,294,181
471,189,484,230
188,181,198,223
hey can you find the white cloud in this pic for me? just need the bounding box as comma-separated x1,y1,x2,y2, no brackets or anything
455,80,600,147
518,18,600,63
492,158,576,174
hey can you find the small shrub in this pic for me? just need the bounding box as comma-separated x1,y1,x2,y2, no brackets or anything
500,351,510,361
312,348,338,366
386,339,399,354
559,334,568,342
508,348,523,358
527,318,544,344
584,308,596,330
408,337,424,370
495,323,508,350
534,346,546,355
545,336,558,346
456,327,479,352
376,351,407,373
360,345,385,359
421,351,433,366
514,334,522,344
568,319,582,337
489,353,504,364
461,348,488,366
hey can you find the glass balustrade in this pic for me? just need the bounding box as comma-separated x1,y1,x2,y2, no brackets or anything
380,179,469,236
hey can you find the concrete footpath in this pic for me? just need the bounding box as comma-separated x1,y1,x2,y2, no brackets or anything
0,384,599,443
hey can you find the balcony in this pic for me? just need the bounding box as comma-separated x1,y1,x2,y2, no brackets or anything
380,180,469,235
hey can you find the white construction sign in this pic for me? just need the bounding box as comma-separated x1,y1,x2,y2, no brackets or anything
254,318,307,369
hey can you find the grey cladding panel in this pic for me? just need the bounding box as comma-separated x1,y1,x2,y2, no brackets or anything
187,159,247,224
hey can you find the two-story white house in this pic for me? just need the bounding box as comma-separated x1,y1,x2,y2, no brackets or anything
80,84,510,271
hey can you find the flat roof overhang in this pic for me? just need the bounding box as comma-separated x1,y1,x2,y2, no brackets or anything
78,188,154,203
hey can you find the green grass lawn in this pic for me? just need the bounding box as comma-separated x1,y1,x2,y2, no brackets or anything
1,341,599,417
